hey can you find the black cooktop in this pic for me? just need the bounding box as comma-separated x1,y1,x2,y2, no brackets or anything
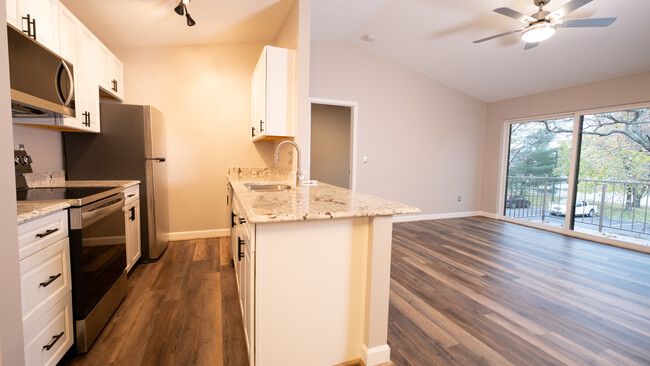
16,186,122,206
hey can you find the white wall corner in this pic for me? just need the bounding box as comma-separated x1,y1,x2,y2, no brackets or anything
168,229,230,241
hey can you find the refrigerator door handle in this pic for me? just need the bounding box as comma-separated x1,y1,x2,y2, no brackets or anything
145,157,166,162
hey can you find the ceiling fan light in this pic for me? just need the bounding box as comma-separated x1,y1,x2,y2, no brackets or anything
521,22,556,43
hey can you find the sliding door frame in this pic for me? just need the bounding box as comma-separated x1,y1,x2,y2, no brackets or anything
497,102,650,254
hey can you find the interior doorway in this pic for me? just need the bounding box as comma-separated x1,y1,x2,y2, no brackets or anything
309,98,357,190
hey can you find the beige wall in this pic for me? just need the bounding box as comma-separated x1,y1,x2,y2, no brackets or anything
310,104,351,188
310,41,486,215
270,0,310,174
115,43,276,233
482,71,650,214
12,125,64,171
0,0,26,363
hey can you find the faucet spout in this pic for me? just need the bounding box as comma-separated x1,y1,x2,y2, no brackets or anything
274,140,303,187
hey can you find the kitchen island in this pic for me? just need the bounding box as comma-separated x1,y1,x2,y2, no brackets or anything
227,168,418,366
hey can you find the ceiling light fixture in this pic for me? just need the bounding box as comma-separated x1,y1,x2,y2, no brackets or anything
174,0,196,27
520,22,556,43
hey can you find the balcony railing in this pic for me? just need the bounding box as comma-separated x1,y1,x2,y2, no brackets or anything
505,176,650,242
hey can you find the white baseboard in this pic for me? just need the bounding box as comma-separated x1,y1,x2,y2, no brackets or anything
360,344,391,366
393,211,495,223
168,229,230,241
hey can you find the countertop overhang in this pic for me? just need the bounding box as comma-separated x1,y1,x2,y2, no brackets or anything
228,168,419,224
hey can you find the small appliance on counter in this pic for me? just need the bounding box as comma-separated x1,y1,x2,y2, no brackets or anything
64,103,170,262
15,148,127,353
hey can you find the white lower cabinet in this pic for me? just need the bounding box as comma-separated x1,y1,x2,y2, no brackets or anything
230,194,255,364
18,210,73,366
124,184,141,273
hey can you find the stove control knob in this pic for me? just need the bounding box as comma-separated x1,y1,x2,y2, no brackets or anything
21,155,30,164
15,156,20,165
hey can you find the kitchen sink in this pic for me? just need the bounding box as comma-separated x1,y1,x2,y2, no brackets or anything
245,183,292,192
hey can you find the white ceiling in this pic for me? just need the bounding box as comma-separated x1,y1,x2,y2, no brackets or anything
59,0,295,47
312,0,650,102
61,0,650,103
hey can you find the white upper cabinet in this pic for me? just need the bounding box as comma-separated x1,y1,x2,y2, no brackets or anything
251,46,295,142
53,4,98,132
9,0,121,133
7,0,60,54
96,42,124,101
78,26,100,132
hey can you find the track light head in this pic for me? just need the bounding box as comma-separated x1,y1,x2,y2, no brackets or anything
174,2,184,15
186,12,196,26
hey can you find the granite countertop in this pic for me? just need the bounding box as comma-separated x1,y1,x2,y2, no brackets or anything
228,168,420,223
17,201,72,224
16,171,140,224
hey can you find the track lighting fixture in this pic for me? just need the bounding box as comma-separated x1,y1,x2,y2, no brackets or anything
174,0,196,26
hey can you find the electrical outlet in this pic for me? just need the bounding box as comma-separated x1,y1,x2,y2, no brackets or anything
458,196,462,202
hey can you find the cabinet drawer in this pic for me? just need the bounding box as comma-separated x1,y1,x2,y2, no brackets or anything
23,294,73,366
124,184,140,204
20,237,72,324
233,196,255,252
18,211,68,260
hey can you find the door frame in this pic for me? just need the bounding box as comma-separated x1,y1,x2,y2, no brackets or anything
308,98,358,191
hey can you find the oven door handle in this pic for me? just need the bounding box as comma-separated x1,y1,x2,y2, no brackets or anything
81,196,124,227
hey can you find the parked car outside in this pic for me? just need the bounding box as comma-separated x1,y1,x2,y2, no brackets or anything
505,194,530,208
549,199,597,217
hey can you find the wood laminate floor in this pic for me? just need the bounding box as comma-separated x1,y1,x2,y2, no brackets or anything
388,217,650,366
61,237,248,366
62,217,650,366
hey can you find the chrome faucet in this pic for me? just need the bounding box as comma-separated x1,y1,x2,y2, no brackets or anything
274,140,304,187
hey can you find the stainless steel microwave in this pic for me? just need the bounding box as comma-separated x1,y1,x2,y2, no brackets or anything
7,24,75,118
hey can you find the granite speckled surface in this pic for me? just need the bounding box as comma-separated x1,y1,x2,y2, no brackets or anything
228,168,419,223
17,201,72,224
16,170,140,223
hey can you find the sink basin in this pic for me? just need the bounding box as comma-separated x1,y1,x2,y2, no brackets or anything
245,183,292,192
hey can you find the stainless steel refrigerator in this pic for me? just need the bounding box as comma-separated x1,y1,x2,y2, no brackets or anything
64,103,169,261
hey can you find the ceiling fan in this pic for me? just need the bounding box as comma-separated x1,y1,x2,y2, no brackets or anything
473,0,616,50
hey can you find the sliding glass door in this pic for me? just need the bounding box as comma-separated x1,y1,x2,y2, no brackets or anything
503,117,573,228
502,105,650,248
573,107,650,243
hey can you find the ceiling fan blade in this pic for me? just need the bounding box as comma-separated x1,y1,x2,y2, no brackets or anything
524,42,538,50
560,17,617,28
547,0,593,20
473,29,521,43
494,7,536,24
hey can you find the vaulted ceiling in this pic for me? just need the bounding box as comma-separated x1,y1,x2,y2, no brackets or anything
61,0,650,102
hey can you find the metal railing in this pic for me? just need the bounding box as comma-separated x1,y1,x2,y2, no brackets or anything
505,176,650,240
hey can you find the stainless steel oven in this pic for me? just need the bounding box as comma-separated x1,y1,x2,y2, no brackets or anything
68,192,126,353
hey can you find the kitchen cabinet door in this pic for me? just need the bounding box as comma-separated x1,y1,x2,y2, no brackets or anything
251,46,295,142
108,56,124,100
6,0,20,28
75,25,100,132
56,4,86,131
96,42,124,101
21,0,60,54
125,200,141,273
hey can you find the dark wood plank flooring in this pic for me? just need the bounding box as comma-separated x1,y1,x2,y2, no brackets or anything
62,217,650,365
388,217,650,366
61,237,248,366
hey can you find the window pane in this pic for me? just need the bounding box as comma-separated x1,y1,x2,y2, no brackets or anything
504,118,573,228
574,107,650,246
